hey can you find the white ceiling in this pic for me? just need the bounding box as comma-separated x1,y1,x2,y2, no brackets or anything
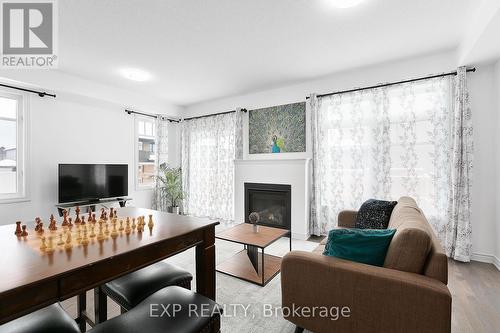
58,0,479,106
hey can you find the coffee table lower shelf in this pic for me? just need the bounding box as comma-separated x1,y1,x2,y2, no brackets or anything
216,249,282,286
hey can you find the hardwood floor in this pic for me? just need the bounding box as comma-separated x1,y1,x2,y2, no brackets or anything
59,256,500,332
448,259,500,333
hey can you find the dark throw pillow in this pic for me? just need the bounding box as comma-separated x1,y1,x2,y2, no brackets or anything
323,228,396,266
355,199,397,229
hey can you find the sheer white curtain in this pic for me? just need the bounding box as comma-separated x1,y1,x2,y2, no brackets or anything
152,117,169,211
310,70,473,261
181,109,243,221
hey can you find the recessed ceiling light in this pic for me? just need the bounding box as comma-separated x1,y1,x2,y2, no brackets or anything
120,68,152,82
329,0,366,9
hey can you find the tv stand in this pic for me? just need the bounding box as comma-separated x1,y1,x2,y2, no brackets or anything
55,197,132,216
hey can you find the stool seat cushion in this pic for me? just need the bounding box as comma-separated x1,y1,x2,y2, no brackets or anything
102,261,193,310
89,286,221,333
0,304,80,333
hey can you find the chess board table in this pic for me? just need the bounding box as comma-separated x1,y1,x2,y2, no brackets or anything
0,207,219,329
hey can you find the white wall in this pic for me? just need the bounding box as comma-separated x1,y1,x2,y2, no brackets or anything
495,60,500,266
467,63,497,260
0,71,181,225
185,51,499,260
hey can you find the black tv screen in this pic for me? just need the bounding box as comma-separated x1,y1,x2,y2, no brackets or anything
58,164,128,203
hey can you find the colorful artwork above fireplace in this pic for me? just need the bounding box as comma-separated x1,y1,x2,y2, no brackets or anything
248,102,306,154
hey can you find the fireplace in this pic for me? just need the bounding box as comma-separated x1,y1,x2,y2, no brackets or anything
244,183,291,230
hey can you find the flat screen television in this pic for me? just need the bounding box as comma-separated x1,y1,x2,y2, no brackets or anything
58,164,128,204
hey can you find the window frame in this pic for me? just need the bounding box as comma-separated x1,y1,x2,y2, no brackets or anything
134,115,157,190
0,89,29,203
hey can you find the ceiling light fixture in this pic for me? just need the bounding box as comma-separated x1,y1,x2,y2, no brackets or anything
120,68,152,82
329,0,366,9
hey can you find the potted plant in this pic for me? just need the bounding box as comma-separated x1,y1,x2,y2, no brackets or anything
156,164,184,214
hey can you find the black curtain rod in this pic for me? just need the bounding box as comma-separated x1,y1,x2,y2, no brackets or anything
0,82,56,98
306,67,476,99
183,108,248,121
125,109,180,123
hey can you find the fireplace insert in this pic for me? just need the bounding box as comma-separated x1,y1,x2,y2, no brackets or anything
244,182,291,230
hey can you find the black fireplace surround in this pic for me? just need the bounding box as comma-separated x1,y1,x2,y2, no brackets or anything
244,182,291,230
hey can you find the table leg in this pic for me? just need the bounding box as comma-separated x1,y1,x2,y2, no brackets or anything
196,227,216,301
77,293,87,332
247,245,259,273
94,287,107,324
261,247,265,286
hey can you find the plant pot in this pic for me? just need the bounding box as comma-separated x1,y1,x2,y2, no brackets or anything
168,206,180,214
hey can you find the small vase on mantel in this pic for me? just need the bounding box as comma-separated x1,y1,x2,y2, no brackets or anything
249,212,260,233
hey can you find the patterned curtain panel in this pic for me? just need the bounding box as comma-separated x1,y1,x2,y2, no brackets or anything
152,117,169,211
445,67,473,261
310,70,473,261
181,109,243,221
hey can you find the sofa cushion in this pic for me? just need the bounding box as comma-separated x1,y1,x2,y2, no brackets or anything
383,199,432,274
355,199,398,229
323,228,396,266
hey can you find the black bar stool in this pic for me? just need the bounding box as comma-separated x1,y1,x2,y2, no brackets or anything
0,304,80,333
89,286,222,333
96,261,193,320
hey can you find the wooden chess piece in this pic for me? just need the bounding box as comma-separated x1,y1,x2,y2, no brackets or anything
81,216,86,226
46,236,55,254
14,221,22,236
81,229,89,245
148,215,154,228
62,210,69,227
92,213,97,224
125,218,131,235
75,206,81,224
57,233,65,246
104,223,110,236
65,232,73,250
34,217,41,232
37,222,44,234
109,207,114,219
48,216,57,231
131,218,136,230
97,223,105,241
88,210,92,223
68,217,73,228
39,236,47,251
100,208,105,220
90,225,96,238
118,220,124,231
103,211,108,221
76,228,82,242
111,220,118,238
21,225,28,237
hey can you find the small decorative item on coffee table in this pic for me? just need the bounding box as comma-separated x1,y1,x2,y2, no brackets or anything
249,212,260,232
215,222,292,286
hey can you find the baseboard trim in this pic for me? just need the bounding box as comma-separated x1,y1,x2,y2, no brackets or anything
471,252,500,271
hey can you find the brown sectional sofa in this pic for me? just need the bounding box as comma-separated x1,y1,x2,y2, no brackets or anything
281,197,451,333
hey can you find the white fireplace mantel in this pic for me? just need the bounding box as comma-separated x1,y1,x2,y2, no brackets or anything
234,158,311,240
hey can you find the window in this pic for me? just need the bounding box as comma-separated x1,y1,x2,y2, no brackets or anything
311,76,452,235
0,90,27,202
135,117,156,188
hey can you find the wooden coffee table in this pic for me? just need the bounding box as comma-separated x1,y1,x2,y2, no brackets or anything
216,223,291,286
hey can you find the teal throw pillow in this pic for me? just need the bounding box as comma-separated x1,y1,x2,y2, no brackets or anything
323,228,396,266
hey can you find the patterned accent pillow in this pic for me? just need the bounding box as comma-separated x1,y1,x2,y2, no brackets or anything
355,199,398,229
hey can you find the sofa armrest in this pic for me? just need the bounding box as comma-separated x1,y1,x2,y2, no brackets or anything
337,210,358,228
281,251,451,333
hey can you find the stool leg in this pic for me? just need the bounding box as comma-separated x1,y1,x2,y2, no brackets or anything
94,287,107,324
77,293,87,332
